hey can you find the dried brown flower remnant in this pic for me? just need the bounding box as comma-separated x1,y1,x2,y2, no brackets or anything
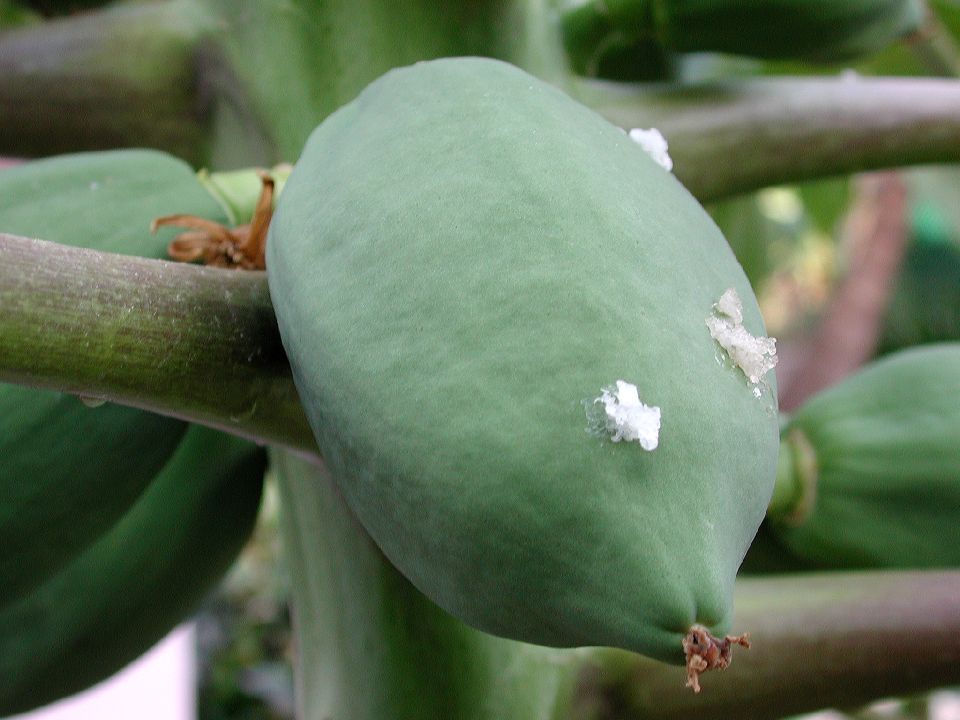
682,624,751,693
151,170,274,270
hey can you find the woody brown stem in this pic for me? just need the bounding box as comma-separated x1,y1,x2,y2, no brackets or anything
241,170,274,268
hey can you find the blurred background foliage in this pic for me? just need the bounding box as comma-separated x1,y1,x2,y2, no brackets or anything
196,479,295,720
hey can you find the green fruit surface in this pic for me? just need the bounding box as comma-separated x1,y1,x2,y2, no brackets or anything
0,150,228,605
738,522,814,575
561,0,923,78
648,0,923,60
0,391,186,606
0,426,266,716
772,344,960,568
878,239,960,356
267,57,779,663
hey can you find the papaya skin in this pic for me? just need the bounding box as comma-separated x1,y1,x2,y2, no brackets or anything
561,0,924,80
266,57,779,664
771,344,960,569
0,150,229,605
0,390,187,606
648,0,923,60
0,426,266,716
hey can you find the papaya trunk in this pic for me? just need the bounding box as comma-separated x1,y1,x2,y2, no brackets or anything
195,0,561,162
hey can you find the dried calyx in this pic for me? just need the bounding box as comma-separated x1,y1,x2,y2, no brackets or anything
682,624,751,693
150,170,276,270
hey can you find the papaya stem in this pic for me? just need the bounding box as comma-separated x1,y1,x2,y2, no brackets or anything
0,231,315,455
591,570,960,719
571,75,960,201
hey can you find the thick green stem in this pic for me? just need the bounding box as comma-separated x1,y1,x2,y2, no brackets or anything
6,3,960,200
572,75,960,201
197,0,553,162
0,0,566,167
0,232,314,454
0,0,219,164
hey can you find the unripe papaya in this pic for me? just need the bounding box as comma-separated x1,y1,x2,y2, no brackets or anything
877,237,960,356
0,390,186,606
0,426,266,716
769,344,960,568
561,0,923,78
266,58,779,663
0,150,227,605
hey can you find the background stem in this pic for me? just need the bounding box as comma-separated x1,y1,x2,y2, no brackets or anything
6,2,960,202
572,75,960,201
0,0,219,165
0,232,315,455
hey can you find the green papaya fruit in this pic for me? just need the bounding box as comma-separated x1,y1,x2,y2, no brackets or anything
560,3,677,80
877,235,960,356
0,391,187,606
769,344,960,568
738,522,815,575
17,0,112,16
561,0,923,78
266,57,779,664
0,426,266,716
0,149,228,605
0,0,40,27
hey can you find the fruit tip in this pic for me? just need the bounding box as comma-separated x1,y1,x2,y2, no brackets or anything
682,624,751,693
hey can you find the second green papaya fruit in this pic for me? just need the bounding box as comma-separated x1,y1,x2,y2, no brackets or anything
0,426,266,716
561,0,923,78
770,344,960,568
